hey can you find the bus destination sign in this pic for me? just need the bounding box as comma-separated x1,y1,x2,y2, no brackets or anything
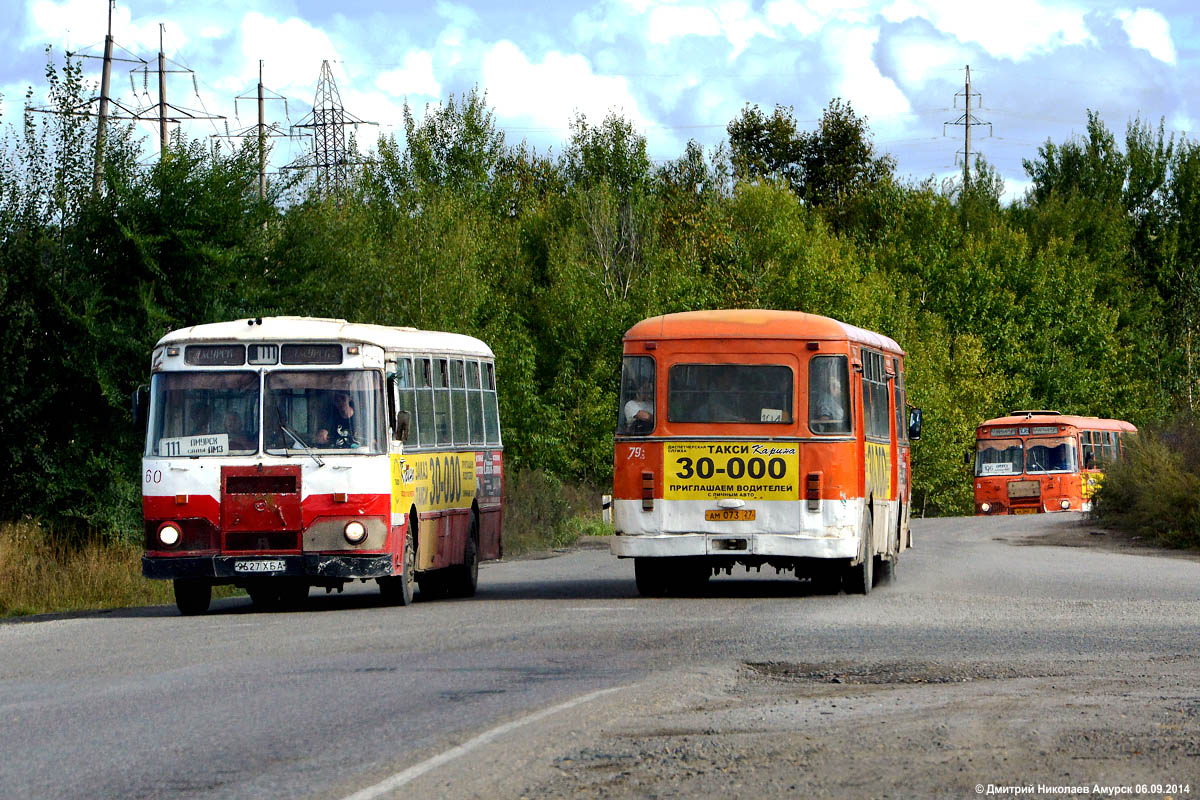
185,345,245,366
281,344,343,364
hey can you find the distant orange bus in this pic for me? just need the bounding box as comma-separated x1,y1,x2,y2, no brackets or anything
611,310,922,596
973,412,1136,515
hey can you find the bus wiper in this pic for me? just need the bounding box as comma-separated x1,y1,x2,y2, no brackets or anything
279,422,324,468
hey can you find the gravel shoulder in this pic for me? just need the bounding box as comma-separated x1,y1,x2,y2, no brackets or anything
394,516,1200,800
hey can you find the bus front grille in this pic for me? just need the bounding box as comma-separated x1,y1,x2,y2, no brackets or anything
225,475,298,494
225,531,300,551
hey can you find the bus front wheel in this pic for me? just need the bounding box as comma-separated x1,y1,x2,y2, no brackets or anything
173,579,212,615
379,531,415,606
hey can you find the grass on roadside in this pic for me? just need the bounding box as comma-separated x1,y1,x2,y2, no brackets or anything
0,521,244,618
502,468,613,556
1091,413,1200,548
0,520,175,617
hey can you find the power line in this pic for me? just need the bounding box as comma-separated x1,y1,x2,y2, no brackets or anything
944,64,992,184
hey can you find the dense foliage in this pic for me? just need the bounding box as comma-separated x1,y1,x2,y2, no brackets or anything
1092,414,1200,548
2,58,1196,537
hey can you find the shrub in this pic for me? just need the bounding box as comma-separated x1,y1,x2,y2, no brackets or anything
501,468,612,555
1092,414,1200,548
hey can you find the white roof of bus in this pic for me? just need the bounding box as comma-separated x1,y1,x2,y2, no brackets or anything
157,317,494,357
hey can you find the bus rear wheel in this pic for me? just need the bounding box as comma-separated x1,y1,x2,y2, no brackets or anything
173,579,211,615
634,557,670,597
447,519,479,598
844,509,874,595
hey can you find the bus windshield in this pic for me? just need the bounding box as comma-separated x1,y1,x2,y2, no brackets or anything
264,370,385,454
145,372,260,457
975,438,1023,476
667,364,793,424
1025,436,1078,474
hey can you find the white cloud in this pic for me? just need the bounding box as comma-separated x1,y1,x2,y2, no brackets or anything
646,6,721,44
763,0,823,36
1116,8,1176,64
880,0,1092,61
881,27,970,87
239,12,342,102
825,25,911,120
481,40,649,131
377,51,441,99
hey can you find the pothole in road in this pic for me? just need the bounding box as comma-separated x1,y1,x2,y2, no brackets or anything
743,660,1066,684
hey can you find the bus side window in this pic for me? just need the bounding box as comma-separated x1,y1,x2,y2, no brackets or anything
809,355,850,435
467,360,485,445
416,357,434,447
1082,430,1094,469
451,359,469,445
394,358,416,445
435,358,452,445
483,362,501,445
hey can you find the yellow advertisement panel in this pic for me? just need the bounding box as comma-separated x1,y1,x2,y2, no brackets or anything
391,452,478,513
663,442,799,500
865,441,892,500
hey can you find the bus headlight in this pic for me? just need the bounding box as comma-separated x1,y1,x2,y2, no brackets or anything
343,521,367,545
158,523,182,547
980,502,991,514
1060,499,1071,510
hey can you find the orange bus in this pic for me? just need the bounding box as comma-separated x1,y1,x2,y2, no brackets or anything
973,411,1135,515
611,310,921,596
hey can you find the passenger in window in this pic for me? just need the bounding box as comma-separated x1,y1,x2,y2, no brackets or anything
315,391,357,448
623,379,654,434
812,369,847,431
224,412,254,451
189,404,213,436
699,369,743,422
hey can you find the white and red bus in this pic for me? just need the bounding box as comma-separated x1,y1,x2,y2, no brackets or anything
973,411,1135,515
611,310,921,596
135,317,503,614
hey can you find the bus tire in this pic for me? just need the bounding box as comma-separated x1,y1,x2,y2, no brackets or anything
379,531,416,606
676,558,711,595
173,579,211,615
845,508,873,595
634,557,670,597
448,520,479,598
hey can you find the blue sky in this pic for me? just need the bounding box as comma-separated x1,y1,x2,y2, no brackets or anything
4,0,1198,201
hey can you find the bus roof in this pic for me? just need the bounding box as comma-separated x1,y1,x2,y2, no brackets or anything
623,309,904,354
156,317,494,358
977,412,1137,433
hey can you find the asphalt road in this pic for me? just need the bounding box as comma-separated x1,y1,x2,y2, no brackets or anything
1,514,1198,799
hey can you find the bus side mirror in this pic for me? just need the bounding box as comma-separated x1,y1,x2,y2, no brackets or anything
132,385,149,430
907,407,923,441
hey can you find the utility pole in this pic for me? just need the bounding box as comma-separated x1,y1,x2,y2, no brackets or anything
944,65,992,186
213,61,290,198
127,23,224,161
290,61,375,197
93,0,115,192
27,0,147,193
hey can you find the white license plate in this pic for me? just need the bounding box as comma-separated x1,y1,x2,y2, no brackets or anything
234,559,286,573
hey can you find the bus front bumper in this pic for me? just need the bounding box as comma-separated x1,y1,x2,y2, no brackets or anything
610,532,857,560
142,554,394,581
